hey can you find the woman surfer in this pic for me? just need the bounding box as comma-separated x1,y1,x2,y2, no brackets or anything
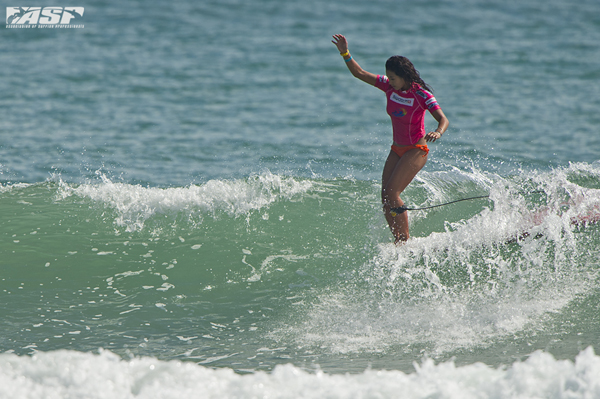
332,34,449,243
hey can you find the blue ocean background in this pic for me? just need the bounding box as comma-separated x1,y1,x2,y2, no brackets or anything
2,0,600,397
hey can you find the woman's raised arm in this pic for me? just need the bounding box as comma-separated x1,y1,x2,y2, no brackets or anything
332,34,378,87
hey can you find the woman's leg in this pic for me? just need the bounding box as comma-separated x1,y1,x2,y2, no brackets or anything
381,148,428,243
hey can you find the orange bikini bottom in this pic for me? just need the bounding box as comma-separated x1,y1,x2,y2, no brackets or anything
391,144,429,158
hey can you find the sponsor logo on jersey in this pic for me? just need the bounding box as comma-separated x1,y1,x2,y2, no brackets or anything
425,97,438,109
416,90,428,99
392,108,407,117
390,93,414,106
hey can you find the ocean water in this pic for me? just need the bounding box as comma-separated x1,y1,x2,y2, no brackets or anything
2,0,600,397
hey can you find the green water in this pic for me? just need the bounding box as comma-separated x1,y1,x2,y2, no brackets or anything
2,165,599,374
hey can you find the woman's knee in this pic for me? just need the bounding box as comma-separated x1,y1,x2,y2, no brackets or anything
381,187,390,204
381,186,402,206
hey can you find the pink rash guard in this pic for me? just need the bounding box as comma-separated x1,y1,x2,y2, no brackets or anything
375,75,441,146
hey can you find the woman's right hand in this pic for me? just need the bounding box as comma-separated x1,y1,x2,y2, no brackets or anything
331,34,348,54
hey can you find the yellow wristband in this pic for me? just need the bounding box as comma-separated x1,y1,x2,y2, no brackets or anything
340,50,349,57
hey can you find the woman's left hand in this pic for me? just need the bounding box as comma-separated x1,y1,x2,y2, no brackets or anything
425,131,442,142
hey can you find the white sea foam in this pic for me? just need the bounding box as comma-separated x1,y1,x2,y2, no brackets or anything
0,348,599,399
0,182,31,193
57,172,313,231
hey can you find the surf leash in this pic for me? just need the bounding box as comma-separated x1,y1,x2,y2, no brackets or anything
390,195,491,217
389,190,547,217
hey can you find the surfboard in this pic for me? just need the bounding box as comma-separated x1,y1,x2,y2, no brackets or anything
507,204,600,244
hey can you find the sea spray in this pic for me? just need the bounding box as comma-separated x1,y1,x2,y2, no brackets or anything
270,165,600,359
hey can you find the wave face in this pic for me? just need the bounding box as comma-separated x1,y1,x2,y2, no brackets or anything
2,164,600,380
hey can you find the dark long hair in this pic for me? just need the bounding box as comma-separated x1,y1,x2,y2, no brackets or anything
385,55,433,93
